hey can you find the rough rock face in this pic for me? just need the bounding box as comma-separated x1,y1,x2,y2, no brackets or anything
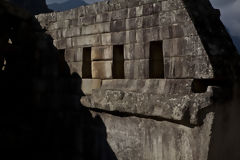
7,0,51,14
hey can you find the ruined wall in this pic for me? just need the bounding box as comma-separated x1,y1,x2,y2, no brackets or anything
36,0,218,95
35,0,240,160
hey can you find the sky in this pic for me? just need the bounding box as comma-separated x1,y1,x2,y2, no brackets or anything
210,0,240,37
46,0,240,37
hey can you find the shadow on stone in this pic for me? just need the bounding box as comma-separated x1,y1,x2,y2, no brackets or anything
0,1,117,160
183,1,240,159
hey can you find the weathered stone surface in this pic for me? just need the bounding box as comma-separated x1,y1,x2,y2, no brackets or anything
65,48,83,62
89,111,214,160
92,61,112,79
164,56,214,79
124,60,149,79
100,79,193,95
91,46,113,61
83,89,213,124
81,79,102,95
163,36,206,57
69,62,82,76
124,43,149,60
82,22,110,35
72,35,100,46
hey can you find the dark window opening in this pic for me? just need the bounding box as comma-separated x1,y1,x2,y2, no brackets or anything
149,41,164,78
82,47,92,78
113,45,124,79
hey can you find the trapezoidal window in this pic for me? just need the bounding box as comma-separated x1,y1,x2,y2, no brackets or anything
149,41,164,78
112,45,124,79
82,47,92,78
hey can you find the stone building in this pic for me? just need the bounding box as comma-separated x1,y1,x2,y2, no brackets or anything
1,0,240,159
35,0,240,159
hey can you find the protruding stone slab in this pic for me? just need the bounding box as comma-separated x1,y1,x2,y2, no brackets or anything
85,89,213,124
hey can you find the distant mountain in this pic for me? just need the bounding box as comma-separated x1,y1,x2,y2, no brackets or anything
231,36,240,53
7,0,51,14
48,0,87,11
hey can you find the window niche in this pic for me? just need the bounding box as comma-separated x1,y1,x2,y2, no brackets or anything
149,41,164,78
112,45,124,79
82,47,92,78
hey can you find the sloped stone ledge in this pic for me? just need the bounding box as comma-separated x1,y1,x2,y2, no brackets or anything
81,87,214,125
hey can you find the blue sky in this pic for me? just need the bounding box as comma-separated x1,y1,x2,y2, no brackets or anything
46,0,240,37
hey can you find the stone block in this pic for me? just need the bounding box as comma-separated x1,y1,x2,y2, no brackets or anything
101,33,111,45
143,27,161,42
88,112,213,160
81,79,102,95
171,8,191,23
89,89,213,123
66,38,72,48
143,3,154,16
62,27,81,38
72,35,100,46
69,62,83,77
65,48,83,62
96,12,111,23
126,17,143,30
125,30,136,44
124,43,149,60
92,61,113,79
91,46,113,61
77,6,86,17
111,8,128,20
82,22,110,35
85,4,98,15
54,39,66,49
163,36,206,57
136,29,144,43
135,6,143,17
142,14,159,28
101,79,193,95
124,60,149,79
159,11,172,26
162,0,184,11
82,15,96,26
62,9,77,20
110,19,126,32
164,56,214,79
127,7,136,18
108,0,127,11
111,32,126,44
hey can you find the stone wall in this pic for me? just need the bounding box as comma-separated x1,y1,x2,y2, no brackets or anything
35,0,240,160
36,0,218,95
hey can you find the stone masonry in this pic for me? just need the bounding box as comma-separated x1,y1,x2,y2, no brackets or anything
35,0,240,159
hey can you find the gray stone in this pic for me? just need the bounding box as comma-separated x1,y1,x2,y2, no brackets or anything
91,46,113,61
81,79,102,95
124,60,149,79
92,61,113,79
164,56,214,79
